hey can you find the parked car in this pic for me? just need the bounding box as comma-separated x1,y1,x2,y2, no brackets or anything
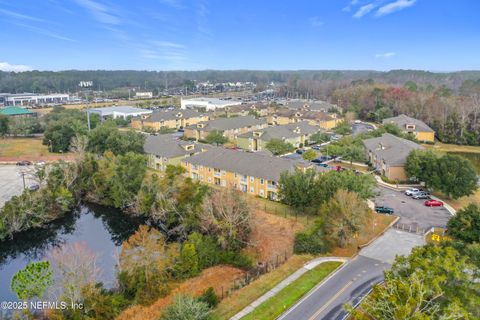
16,160,32,166
29,184,40,191
412,192,430,199
317,163,329,168
311,158,323,164
312,145,321,150
405,188,421,196
375,206,394,214
424,199,444,207
296,149,305,155
354,120,361,124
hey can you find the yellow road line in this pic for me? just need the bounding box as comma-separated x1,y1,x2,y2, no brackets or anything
307,280,354,320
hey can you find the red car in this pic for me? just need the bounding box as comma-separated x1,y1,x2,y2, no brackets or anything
424,199,444,207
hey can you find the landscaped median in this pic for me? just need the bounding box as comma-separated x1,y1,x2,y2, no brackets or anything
240,261,342,320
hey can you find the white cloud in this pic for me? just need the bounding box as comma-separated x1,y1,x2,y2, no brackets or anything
151,40,185,48
375,0,416,17
375,52,396,58
0,8,45,22
353,3,377,18
308,16,324,27
0,62,32,72
74,0,121,25
342,0,360,12
13,22,75,42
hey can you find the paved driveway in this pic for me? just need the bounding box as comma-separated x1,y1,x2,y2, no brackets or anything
0,165,36,207
374,185,451,231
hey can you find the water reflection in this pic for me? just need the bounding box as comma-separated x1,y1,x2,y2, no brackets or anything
0,203,144,301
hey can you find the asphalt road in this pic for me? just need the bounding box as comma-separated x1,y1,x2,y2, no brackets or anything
374,185,451,231
0,165,36,207
279,229,425,320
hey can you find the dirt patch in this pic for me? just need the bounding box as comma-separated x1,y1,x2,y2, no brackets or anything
116,265,244,320
0,137,73,162
245,209,304,262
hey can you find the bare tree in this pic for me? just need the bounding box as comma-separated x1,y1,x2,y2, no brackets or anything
48,241,101,304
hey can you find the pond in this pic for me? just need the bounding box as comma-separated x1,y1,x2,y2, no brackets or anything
0,203,144,302
449,152,480,175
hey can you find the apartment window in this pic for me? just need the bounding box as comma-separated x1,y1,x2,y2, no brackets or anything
260,190,264,197
208,177,212,183
221,170,226,176
260,178,264,185
250,187,254,193
234,173,237,178
199,165,203,170
208,168,211,172
250,176,254,182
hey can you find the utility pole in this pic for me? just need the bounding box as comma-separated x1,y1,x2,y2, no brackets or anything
20,171,26,189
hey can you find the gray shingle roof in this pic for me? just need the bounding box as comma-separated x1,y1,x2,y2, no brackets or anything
145,109,206,122
187,116,266,131
183,147,326,182
363,133,424,166
89,105,151,115
382,114,434,133
238,121,320,140
144,134,204,158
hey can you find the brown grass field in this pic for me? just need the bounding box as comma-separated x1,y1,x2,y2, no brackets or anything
0,137,72,161
423,141,480,154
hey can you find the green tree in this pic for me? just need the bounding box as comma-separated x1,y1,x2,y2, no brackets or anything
302,149,317,161
447,203,480,244
87,121,145,155
321,189,371,248
309,132,330,145
205,130,228,146
405,150,440,186
160,295,212,320
176,242,200,279
279,169,320,211
342,145,365,165
436,153,478,199
265,138,295,155
43,121,76,152
0,114,9,136
333,121,352,135
11,261,54,300
351,245,479,319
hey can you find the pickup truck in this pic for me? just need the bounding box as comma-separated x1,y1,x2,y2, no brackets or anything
375,206,394,214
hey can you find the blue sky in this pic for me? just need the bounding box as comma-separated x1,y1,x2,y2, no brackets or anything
0,0,479,71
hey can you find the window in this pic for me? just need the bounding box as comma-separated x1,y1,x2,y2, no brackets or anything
221,170,226,176
260,190,264,196
260,179,264,184
208,177,212,183
250,187,254,193
250,176,254,182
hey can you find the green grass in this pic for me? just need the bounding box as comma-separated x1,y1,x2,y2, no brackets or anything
241,261,342,320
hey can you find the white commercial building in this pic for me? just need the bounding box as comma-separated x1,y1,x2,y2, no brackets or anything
88,106,152,120
135,92,153,99
181,97,242,111
1,93,70,106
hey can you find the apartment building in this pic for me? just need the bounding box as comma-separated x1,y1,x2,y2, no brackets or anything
363,133,424,181
237,121,321,151
268,109,340,129
382,114,435,142
183,115,268,141
143,134,207,171
182,147,324,200
131,109,209,131
221,103,270,117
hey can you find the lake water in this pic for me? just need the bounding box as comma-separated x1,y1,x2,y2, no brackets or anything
0,203,144,302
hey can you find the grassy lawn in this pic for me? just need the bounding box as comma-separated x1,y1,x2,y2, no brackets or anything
241,261,342,320
212,255,313,320
423,142,480,154
0,137,51,157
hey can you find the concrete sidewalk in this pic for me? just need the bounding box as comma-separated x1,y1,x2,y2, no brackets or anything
229,257,347,320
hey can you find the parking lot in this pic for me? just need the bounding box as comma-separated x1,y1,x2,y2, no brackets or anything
374,185,451,231
0,165,36,207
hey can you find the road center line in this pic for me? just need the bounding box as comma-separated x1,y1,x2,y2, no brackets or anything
307,280,354,320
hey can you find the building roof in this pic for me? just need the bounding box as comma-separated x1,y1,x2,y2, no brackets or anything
0,106,34,115
183,147,326,182
238,121,320,140
277,99,336,112
89,106,152,116
273,108,335,122
226,103,269,113
187,115,266,131
182,97,241,106
144,134,205,158
144,109,206,122
363,133,424,166
382,114,434,133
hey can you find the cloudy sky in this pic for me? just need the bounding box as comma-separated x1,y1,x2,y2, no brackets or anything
0,0,479,71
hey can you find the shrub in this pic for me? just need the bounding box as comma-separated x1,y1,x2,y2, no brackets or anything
198,287,219,308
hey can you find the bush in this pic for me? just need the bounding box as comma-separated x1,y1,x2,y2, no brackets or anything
198,287,219,308
160,295,212,320
294,221,330,254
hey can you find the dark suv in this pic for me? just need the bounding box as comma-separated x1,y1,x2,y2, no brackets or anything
375,206,394,214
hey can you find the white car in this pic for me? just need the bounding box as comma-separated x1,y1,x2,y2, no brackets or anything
354,120,361,124
405,188,421,196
